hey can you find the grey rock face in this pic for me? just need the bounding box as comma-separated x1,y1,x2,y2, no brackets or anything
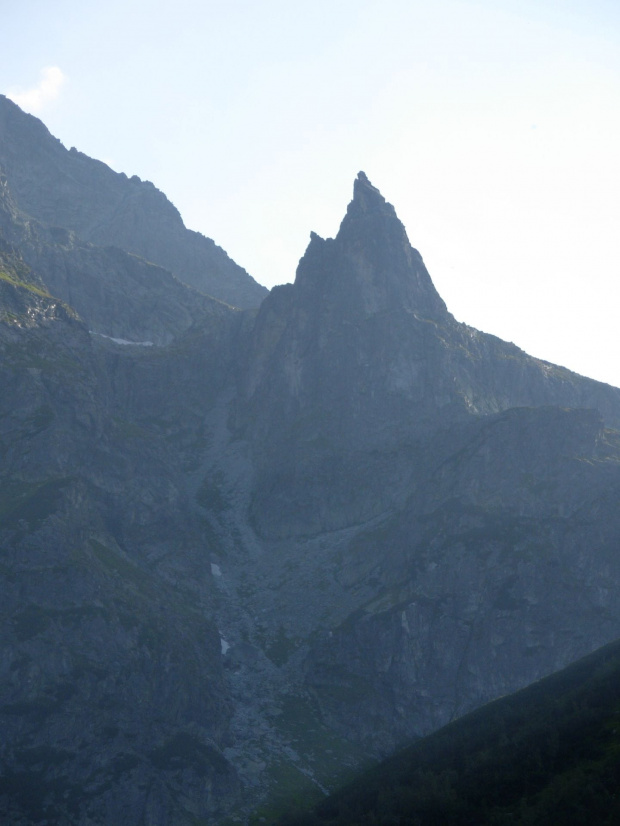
0,161,238,346
0,274,240,822
237,172,620,540
303,405,620,749
2,145,620,825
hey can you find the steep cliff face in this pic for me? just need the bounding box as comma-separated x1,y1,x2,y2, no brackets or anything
0,252,242,822
0,95,267,309
303,405,620,749
194,174,620,816
237,172,620,540
2,131,620,825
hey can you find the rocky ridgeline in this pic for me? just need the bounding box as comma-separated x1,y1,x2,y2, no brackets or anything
0,94,267,310
1,97,620,824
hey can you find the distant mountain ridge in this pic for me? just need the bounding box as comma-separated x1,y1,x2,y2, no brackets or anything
0,94,267,309
0,165,234,345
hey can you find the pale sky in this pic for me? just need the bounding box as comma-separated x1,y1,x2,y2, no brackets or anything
3,0,620,386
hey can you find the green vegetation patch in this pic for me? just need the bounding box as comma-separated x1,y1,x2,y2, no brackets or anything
148,732,230,776
2,682,77,719
111,416,150,439
265,627,301,666
250,759,323,826
270,760,322,807
0,269,51,298
313,664,374,704
11,603,53,641
196,473,228,513
289,639,620,825
0,739,140,823
0,338,80,372
9,603,108,643
14,745,74,770
20,404,55,438
0,477,70,531
89,538,142,581
0,760,86,823
0,310,21,323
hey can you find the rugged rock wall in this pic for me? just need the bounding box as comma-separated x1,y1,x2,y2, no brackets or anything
0,250,241,822
0,173,234,346
1,108,620,823
237,173,620,539
177,173,620,818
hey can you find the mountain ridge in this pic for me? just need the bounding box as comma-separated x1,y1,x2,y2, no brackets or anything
2,102,620,824
0,94,267,309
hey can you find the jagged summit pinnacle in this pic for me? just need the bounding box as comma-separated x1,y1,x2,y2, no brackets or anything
338,171,402,238
347,171,395,218
354,170,381,197
355,170,375,190
290,173,447,321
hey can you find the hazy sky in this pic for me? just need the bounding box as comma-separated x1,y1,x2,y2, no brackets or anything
3,1,620,386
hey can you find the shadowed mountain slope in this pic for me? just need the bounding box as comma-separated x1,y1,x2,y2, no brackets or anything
0,233,243,823
280,636,620,825
1,146,620,825
0,168,237,345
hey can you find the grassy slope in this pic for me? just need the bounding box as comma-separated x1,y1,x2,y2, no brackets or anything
277,637,620,825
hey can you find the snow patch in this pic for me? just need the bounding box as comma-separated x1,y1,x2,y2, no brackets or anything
91,332,154,346
401,610,410,635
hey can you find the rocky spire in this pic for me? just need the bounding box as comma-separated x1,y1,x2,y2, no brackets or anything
347,170,394,215
294,172,447,321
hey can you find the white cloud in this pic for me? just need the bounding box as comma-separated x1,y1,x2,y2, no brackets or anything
8,66,66,113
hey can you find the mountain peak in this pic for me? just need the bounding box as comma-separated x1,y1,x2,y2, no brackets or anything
346,171,395,219
309,173,448,320
336,172,408,247
353,169,384,198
